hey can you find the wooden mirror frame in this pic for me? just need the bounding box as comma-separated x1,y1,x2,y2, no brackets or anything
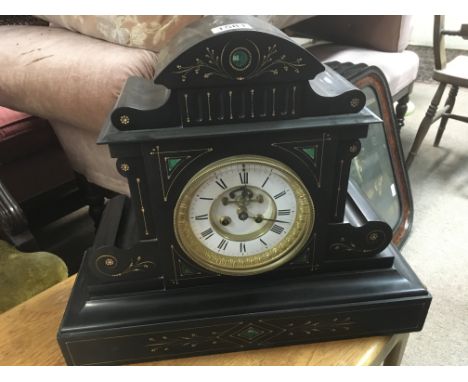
327,62,414,247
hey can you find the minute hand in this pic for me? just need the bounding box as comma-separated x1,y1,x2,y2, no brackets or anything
249,215,291,224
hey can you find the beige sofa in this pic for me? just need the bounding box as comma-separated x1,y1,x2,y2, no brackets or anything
0,16,418,198
287,16,418,120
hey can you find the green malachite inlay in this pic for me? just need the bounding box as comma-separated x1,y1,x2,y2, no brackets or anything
302,147,316,160
237,326,264,341
179,260,198,275
167,158,183,174
231,49,250,69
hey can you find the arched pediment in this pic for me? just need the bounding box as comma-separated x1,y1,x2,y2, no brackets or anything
104,15,369,133
153,16,325,89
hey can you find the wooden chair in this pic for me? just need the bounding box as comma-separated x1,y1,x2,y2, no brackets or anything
406,16,468,167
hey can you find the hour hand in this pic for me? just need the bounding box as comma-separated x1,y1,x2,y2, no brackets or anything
228,186,253,200
222,190,263,206
222,196,238,205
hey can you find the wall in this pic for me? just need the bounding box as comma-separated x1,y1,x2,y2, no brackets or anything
410,15,468,50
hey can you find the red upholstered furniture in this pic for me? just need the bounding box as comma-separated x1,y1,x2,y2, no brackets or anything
0,106,79,250
0,107,74,201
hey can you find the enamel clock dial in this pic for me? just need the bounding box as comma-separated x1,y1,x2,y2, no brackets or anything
174,155,315,275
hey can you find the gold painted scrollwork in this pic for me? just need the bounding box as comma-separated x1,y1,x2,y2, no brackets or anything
173,43,306,82
95,254,155,278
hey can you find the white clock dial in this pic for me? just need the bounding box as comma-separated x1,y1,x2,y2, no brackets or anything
174,155,315,276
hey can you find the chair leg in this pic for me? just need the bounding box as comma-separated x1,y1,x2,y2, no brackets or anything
395,94,410,130
434,85,458,147
0,179,39,251
406,82,447,168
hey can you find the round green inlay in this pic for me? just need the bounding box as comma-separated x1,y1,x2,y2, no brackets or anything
230,48,251,71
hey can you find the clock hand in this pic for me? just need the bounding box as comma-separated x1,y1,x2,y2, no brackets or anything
223,188,263,206
242,185,249,199
222,187,251,206
222,197,239,205
229,186,253,200
250,214,290,224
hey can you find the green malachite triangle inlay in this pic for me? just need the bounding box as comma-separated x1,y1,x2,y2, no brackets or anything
166,157,183,175
302,147,316,160
179,260,198,275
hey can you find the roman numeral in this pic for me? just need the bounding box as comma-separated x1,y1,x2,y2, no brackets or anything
200,228,214,240
239,242,246,254
217,239,229,251
195,214,209,220
199,197,214,201
270,224,285,235
239,171,248,185
278,209,291,216
260,238,268,247
274,190,286,199
215,178,228,190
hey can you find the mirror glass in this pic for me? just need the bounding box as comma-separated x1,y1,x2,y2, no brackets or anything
349,86,401,229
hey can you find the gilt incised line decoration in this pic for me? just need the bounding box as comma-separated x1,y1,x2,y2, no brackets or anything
143,316,356,356
150,146,213,201
95,255,155,278
136,177,149,236
173,43,306,82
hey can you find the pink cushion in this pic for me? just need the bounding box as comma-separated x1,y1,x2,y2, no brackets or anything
0,25,158,134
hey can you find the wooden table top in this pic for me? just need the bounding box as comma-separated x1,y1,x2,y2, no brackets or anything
0,275,406,366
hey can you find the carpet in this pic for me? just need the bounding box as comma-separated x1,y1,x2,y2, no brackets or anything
398,81,468,365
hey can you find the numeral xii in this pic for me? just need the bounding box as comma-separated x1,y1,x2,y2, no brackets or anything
239,171,248,185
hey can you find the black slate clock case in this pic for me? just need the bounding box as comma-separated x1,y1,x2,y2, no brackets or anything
57,16,431,365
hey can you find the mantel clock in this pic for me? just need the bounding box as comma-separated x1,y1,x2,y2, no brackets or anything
57,16,430,365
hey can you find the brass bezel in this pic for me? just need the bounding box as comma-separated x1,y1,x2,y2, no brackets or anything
173,155,315,276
